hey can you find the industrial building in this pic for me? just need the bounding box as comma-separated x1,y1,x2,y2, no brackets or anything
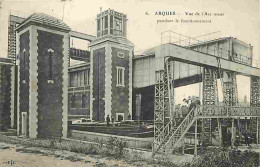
0,9,259,155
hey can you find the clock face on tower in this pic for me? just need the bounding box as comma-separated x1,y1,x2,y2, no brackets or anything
114,17,122,33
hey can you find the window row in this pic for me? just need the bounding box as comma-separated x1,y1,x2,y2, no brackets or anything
97,15,126,37
70,69,90,87
70,94,88,109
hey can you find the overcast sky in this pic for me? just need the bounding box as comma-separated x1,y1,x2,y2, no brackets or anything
0,0,259,103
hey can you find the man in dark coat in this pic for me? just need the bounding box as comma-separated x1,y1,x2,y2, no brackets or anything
245,131,250,146
106,115,110,126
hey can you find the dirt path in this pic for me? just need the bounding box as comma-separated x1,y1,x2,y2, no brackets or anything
0,142,147,167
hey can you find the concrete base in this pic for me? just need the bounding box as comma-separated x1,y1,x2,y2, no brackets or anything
69,130,153,150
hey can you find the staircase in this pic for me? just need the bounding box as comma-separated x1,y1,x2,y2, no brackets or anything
153,107,197,154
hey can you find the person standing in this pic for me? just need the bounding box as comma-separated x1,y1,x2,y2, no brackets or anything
245,131,250,146
106,115,110,126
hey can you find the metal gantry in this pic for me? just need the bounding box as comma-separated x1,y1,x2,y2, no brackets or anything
154,57,174,147
153,31,260,156
201,68,219,146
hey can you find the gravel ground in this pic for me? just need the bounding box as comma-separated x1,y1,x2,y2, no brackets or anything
0,142,144,167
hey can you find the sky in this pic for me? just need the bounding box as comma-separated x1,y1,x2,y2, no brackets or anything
0,0,259,103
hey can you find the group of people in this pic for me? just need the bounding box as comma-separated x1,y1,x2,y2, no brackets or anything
226,130,251,147
175,97,201,118
106,115,114,126
106,113,132,126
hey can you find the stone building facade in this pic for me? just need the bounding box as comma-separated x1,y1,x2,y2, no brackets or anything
90,9,134,122
16,13,70,138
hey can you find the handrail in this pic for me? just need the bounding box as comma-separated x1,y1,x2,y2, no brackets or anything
153,105,260,155
163,107,197,153
161,30,257,68
196,105,260,117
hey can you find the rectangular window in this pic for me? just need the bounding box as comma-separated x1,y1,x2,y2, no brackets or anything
84,69,90,86
22,49,26,83
97,19,101,31
116,66,125,87
81,94,87,108
110,15,113,35
49,51,53,80
72,72,77,87
80,70,84,87
47,48,54,84
105,15,108,28
71,94,76,109
70,73,73,87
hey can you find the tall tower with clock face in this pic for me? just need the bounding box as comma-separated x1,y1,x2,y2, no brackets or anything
90,9,134,122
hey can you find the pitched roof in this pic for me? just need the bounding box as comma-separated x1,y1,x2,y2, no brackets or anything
16,13,70,32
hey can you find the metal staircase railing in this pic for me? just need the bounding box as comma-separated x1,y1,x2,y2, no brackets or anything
153,119,172,152
164,107,197,154
153,105,260,155
153,106,197,154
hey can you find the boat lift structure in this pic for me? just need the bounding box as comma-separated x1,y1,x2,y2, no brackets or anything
134,31,260,155
6,12,260,155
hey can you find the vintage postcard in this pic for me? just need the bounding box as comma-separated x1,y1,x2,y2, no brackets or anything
0,0,259,166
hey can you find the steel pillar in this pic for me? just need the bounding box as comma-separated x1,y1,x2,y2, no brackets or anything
217,118,222,146
202,68,219,105
154,70,167,139
194,119,198,155
154,58,175,140
165,59,175,123
201,68,218,146
223,72,238,106
250,77,260,107
257,118,259,144
231,118,235,147
250,77,260,144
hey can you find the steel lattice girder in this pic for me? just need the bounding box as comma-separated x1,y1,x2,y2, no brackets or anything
250,77,260,107
154,70,166,138
154,58,174,141
223,72,238,106
202,68,219,105
202,68,219,145
250,77,260,141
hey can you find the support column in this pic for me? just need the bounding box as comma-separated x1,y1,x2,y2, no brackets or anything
202,68,218,146
222,71,238,106
231,118,235,147
194,119,198,156
257,117,259,144
250,77,260,107
250,76,260,144
218,118,222,147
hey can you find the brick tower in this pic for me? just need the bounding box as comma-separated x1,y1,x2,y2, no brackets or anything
16,13,70,138
90,9,134,122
